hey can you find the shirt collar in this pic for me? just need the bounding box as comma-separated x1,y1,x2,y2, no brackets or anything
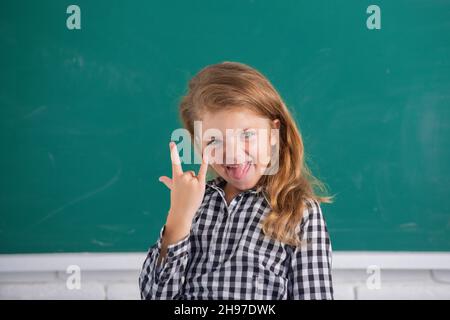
205,175,268,202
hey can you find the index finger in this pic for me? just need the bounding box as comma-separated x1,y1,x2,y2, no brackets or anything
197,146,209,182
170,142,183,177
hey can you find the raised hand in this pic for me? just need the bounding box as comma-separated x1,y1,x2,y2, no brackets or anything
159,141,209,230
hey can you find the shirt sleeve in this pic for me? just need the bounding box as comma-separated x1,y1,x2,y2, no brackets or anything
139,224,190,299
287,199,334,300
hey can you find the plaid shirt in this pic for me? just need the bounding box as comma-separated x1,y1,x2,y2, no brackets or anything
139,176,333,300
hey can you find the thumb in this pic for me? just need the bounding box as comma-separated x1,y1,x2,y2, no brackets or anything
158,176,173,190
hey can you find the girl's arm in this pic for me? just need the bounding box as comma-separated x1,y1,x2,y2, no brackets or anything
287,199,334,300
139,223,191,300
139,142,209,299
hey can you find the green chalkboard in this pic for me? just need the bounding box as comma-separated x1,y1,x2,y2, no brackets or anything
1,0,449,253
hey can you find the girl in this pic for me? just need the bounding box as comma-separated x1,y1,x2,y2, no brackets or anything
139,61,334,300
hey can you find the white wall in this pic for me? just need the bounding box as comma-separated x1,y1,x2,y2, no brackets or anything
0,252,449,300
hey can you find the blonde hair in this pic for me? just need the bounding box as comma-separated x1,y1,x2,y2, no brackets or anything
179,61,334,247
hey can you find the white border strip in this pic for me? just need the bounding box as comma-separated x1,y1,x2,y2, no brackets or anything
0,252,449,272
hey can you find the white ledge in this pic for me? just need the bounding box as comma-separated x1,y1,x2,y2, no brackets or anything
332,251,450,270
0,252,146,272
0,251,449,272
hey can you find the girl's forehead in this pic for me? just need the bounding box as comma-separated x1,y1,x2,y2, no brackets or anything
201,109,269,128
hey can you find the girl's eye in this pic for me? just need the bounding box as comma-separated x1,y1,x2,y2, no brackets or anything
207,138,221,146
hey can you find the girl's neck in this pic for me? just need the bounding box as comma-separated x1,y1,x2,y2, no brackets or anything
223,182,242,205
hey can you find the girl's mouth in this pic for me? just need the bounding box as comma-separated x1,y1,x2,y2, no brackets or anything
224,161,252,180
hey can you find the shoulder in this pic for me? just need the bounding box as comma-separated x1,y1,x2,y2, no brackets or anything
298,198,329,237
301,198,324,222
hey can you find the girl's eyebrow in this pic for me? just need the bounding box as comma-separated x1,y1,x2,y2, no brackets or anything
205,128,253,139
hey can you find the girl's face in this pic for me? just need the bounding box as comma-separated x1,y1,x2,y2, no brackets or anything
199,109,280,191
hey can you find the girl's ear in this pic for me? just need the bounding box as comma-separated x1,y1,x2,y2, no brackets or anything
272,118,280,129
270,119,280,147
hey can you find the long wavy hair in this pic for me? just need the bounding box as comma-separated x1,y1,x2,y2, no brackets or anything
179,61,334,247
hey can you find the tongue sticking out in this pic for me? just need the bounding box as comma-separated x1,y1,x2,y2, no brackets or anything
227,163,250,180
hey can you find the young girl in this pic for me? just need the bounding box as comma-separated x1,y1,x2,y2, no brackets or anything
139,61,334,300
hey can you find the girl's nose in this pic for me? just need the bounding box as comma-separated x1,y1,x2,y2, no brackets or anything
223,140,248,165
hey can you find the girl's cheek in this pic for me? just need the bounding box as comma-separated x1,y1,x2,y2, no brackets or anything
253,139,272,166
210,164,225,177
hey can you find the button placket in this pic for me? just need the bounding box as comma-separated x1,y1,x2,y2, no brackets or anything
229,194,245,216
